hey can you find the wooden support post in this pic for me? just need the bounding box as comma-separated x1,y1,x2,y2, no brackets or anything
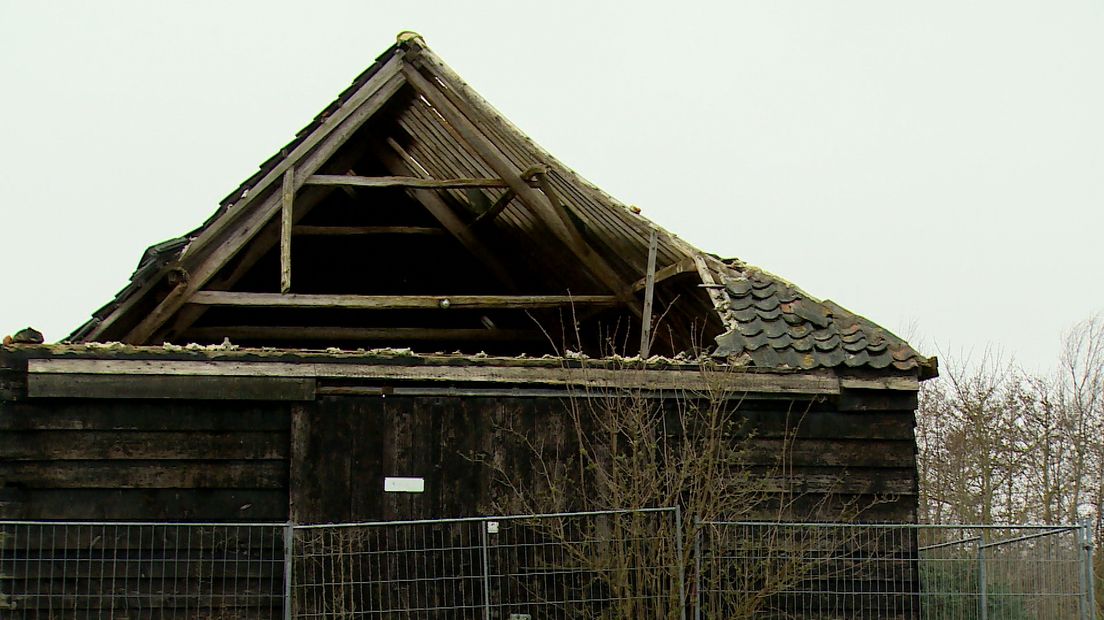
639,229,658,358
280,169,294,293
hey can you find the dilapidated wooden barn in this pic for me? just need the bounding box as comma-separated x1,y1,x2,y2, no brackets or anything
0,33,935,527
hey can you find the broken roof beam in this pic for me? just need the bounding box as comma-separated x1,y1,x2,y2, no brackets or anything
303,174,516,190
399,65,637,310
187,291,620,310
631,258,697,292
184,326,544,342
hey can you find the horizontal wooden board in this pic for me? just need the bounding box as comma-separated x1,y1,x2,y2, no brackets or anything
0,431,286,460
0,461,286,489
743,439,916,468
0,402,290,431
28,374,315,401
0,489,287,520
30,359,842,395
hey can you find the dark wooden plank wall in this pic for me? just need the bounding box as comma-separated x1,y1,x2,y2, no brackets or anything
0,399,290,521
290,391,918,524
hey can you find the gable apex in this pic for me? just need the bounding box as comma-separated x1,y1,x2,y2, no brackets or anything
66,33,932,378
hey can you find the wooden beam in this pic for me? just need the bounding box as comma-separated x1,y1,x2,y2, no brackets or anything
185,326,543,342
304,174,511,189
631,258,697,292
280,168,294,293
639,230,658,358
292,225,445,236
400,65,635,306
186,291,620,310
30,358,845,395
117,63,407,344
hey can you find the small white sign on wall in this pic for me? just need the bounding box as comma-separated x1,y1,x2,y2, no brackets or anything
384,477,425,493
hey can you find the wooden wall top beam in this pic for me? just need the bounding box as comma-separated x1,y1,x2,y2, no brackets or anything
28,358,854,394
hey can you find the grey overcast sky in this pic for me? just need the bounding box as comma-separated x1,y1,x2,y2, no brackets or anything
1,1,1101,369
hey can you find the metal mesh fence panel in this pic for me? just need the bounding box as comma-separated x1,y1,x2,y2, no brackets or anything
0,521,286,619
289,508,684,620
698,522,1093,620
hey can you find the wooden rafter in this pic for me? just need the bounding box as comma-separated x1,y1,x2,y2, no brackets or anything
118,58,409,344
187,291,619,310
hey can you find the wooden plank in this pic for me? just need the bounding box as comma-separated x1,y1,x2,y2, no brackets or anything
631,258,697,292
186,291,620,309
839,376,919,391
0,431,287,460
400,65,635,304
0,488,287,520
280,168,294,293
292,225,445,236
29,358,842,395
0,402,290,431
117,68,407,344
639,229,658,357
304,174,510,189
28,373,315,400
185,325,543,342
0,461,287,489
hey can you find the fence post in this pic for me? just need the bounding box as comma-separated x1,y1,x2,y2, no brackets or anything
693,519,702,620
481,520,492,620
283,523,294,620
977,534,988,620
1081,521,1097,620
674,506,687,620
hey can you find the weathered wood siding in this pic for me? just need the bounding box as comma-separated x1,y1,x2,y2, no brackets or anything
0,397,290,521
290,391,918,524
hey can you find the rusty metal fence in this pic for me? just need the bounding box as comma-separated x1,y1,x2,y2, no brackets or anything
1,513,1096,619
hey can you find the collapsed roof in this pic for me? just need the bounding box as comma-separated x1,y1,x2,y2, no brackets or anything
68,33,933,378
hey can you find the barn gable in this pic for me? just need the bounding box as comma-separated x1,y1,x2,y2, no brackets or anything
67,33,933,378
